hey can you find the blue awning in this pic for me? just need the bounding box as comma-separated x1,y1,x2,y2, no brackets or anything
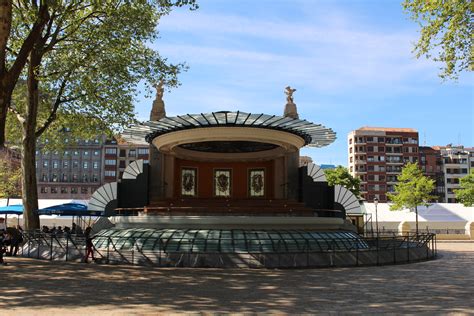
37,203,103,216
0,204,23,215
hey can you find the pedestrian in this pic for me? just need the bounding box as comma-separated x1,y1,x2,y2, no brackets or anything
0,231,7,266
83,227,95,263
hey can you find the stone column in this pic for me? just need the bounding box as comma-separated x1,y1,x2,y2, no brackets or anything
286,151,300,200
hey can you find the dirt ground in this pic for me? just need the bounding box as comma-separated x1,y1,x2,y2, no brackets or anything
0,242,473,315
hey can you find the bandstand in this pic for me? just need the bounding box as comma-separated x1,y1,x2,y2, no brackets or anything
87,85,370,267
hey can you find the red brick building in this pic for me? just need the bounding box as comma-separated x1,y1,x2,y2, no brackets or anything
348,127,419,202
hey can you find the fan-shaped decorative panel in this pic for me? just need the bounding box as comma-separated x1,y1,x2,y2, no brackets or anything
122,159,144,180
88,182,117,211
306,163,326,182
334,185,361,214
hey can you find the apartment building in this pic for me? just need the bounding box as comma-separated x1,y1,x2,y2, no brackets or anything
36,136,150,199
437,145,473,203
36,136,107,199
348,127,419,202
419,146,445,202
103,137,150,182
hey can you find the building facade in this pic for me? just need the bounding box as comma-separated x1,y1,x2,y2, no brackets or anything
36,136,150,199
437,145,473,203
419,146,445,202
348,127,419,202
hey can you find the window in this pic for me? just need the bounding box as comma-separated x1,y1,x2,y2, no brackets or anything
214,169,231,197
119,160,126,168
40,187,48,193
84,151,89,156
106,148,117,155
249,169,265,197
72,174,78,182
83,174,88,182
73,160,79,168
64,150,69,156
41,174,47,181
93,161,99,169
74,150,79,156
81,187,88,194
53,160,59,168
43,160,49,167
138,148,149,155
35,150,40,155
129,149,136,157
94,139,99,144
105,159,116,166
349,147,353,153
62,174,68,182
61,187,68,194
71,187,78,194
105,170,116,177
83,161,89,169
63,161,69,168
119,149,126,157
92,174,99,182
93,150,100,156
51,187,58,194
51,174,58,182
181,168,197,197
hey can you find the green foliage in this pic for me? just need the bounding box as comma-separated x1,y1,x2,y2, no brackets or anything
324,166,361,198
455,169,474,206
403,0,473,80
387,162,435,210
7,1,198,147
0,154,22,199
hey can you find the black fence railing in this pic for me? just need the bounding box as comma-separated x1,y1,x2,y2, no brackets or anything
17,232,437,268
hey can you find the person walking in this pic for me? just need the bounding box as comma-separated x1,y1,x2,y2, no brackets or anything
0,231,7,266
83,227,95,263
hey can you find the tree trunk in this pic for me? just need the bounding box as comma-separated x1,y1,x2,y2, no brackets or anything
21,50,41,230
415,205,419,236
0,89,11,149
0,0,13,148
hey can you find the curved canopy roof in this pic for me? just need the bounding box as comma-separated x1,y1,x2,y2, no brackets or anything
122,111,336,148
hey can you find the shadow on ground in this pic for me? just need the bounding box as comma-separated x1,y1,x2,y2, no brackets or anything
0,243,473,314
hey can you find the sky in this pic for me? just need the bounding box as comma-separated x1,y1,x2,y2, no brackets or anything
134,0,473,166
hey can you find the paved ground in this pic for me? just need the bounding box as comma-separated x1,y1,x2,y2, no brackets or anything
0,242,473,315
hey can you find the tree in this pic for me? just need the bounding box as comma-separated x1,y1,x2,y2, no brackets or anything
324,166,361,198
0,150,22,205
455,170,474,207
0,0,50,148
402,0,473,80
387,162,435,234
5,1,197,230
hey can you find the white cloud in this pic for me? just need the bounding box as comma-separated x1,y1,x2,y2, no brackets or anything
155,9,442,95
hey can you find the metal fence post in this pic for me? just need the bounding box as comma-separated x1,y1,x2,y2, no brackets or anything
407,236,410,263
50,235,53,261
356,244,359,266
37,235,40,259
27,236,31,258
376,236,379,266
106,237,110,264
66,237,69,262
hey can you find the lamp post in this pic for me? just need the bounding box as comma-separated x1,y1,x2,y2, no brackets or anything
374,197,379,237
